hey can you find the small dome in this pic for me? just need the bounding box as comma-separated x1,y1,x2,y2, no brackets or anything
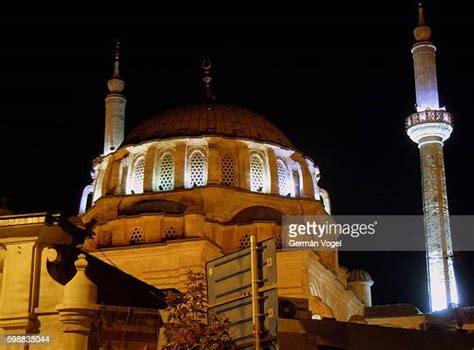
348,269,373,282
123,104,294,148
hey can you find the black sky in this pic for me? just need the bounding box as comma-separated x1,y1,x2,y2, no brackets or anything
0,2,472,312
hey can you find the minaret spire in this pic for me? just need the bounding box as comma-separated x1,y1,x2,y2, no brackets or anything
202,58,215,101
418,2,426,27
103,40,126,155
414,2,432,42
405,4,458,312
112,40,121,79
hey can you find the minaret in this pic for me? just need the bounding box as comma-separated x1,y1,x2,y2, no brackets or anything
103,40,126,155
406,3,458,311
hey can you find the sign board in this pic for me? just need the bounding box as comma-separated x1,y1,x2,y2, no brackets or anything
206,237,277,305
208,288,278,349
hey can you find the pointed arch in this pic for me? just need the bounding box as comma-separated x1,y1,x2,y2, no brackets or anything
276,159,292,196
128,156,145,194
186,148,208,188
249,153,267,193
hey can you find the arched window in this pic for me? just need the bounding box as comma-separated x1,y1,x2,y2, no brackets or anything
277,159,291,196
130,157,145,194
221,154,236,187
250,154,265,192
157,153,174,191
187,150,207,188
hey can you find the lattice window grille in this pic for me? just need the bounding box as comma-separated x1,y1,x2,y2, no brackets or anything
188,151,206,187
240,234,251,248
221,154,236,186
276,234,283,249
250,154,265,192
131,158,145,194
164,226,181,240
158,153,174,191
277,159,291,196
129,226,144,244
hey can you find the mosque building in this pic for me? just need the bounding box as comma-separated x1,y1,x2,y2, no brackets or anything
0,4,473,349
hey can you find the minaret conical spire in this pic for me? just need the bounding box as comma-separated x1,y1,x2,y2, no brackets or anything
108,39,125,93
414,2,432,42
112,39,121,79
418,2,426,26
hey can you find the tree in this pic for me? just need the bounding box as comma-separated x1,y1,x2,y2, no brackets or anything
163,270,235,349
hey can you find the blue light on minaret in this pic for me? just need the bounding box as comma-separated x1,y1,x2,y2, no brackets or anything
406,3,459,312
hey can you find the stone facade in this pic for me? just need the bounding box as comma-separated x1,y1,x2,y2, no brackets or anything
0,214,166,349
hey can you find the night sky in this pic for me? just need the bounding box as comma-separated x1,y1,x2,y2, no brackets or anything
0,2,472,312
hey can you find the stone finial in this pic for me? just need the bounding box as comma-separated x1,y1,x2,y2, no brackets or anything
107,40,125,93
112,40,121,79
74,253,88,271
202,58,216,101
56,253,99,349
417,2,426,26
63,253,97,306
414,3,432,42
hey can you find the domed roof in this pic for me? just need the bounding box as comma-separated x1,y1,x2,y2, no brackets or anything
348,269,373,283
123,103,294,148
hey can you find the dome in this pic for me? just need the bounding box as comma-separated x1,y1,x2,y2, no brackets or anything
123,103,294,148
348,269,373,283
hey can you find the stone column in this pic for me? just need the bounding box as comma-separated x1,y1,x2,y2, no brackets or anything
237,143,250,189
207,143,220,184
266,148,279,195
0,240,38,337
291,155,314,198
174,143,186,189
144,145,157,192
56,254,99,350
103,150,129,196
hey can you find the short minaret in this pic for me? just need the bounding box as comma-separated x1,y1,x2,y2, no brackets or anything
406,3,458,311
103,40,126,155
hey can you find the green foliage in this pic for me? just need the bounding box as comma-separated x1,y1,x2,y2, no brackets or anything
163,270,235,349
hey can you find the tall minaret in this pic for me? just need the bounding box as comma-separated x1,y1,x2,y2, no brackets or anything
103,41,126,155
406,3,458,312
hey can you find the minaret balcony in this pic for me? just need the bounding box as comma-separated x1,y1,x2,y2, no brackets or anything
406,110,453,144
